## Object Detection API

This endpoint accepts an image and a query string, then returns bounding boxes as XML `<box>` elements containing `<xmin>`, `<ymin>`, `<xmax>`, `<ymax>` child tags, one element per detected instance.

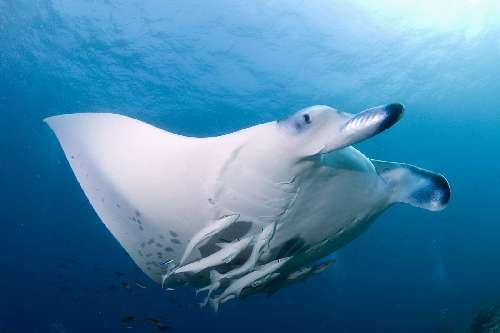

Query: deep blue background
<box><xmin>1</xmin><ymin>1</ymin><xmax>500</xmax><ymax>332</ymax></box>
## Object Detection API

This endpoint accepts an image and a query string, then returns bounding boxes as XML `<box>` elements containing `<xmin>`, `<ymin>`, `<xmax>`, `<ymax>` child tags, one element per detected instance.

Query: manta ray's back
<box><xmin>45</xmin><ymin>113</ymin><xmax>214</xmax><ymax>282</ymax></box>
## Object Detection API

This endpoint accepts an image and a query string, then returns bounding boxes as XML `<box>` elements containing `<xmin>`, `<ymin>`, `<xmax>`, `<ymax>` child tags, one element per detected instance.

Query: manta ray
<box><xmin>45</xmin><ymin>103</ymin><xmax>450</xmax><ymax>310</ymax></box>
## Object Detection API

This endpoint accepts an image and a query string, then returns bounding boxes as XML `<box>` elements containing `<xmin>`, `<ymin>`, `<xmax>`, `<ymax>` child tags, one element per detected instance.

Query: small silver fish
<box><xmin>160</xmin><ymin>259</ymin><xmax>174</xmax><ymax>266</ymax></box>
<box><xmin>135</xmin><ymin>282</ymin><xmax>147</xmax><ymax>289</ymax></box>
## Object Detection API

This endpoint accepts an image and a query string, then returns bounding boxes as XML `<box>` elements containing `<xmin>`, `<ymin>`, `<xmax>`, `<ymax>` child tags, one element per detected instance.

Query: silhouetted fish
<box><xmin>66</xmin><ymin>257</ymin><xmax>76</xmax><ymax>264</ymax></box>
<box><xmin>157</xmin><ymin>324</ymin><xmax>172</xmax><ymax>331</ymax></box>
<box><xmin>121</xmin><ymin>315</ymin><xmax>136</xmax><ymax>323</ymax></box>
<box><xmin>145</xmin><ymin>318</ymin><xmax>161</xmax><ymax>325</ymax></box>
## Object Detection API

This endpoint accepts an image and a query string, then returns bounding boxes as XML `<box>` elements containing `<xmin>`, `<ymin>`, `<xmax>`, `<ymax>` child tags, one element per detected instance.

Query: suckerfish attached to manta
<box><xmin>170</xmin><ymin>236</ymin><xmax>253</xmax><ymax>276</ymax></box>
<box><xmin>210</xmin><ymin>257</ymin><xmax>291</xmax><ymax>312</ymax></box>
<box><xmin>179</xmin><ymin>214</ymin><xmax>240</xmax><ymax>265</ymax></box>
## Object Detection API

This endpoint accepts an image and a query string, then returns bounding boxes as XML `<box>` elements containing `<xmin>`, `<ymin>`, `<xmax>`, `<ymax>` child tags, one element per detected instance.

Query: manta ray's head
<box><xmin>277</xmin><ymin>103</ymin><xmax>404</xmax><ymax>158</ymax></box>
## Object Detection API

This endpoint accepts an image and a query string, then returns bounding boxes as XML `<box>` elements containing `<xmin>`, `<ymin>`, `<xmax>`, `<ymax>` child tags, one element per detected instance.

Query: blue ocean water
<box><xmin>1</xmin><ymin>0</ymin><xmax>500</xmax><ymax>332</ymax></box>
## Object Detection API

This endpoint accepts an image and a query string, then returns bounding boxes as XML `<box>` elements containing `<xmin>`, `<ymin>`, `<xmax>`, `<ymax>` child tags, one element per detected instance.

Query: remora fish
<box><xmin>172</xmin><ymin>236</ymin><xmax>253</xmax><ymax>276</ymax></box>
<box><xmin>199</xmin><ymin>223</ymin><xmax>276</xmax><ymax>294</ymax></box>
<box><xmin>179</xmin><ymin>214</ymin><xmax>239</xmax><ymax>265</ymax></box>
<box><xmin>197</xmin><ymin>224</ymin><xmax>276</xmax><ymax>305</ymax></box>
<box><xmin>210</xmin><ymin>257</ymin><xmax>291</xmax><ymax>312</ymax></box>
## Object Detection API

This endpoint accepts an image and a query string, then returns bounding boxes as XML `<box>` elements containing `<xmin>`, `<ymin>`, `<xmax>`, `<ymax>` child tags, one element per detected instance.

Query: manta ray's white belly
<box><xmin>263</xmin><ymin>157</ymin><xmax>390</xmax><ymax>267</ymax></box>
<box><xmin>211</xmin><ymin>153</ymin><xmax>299</xmax><ymax>227</ymax></box>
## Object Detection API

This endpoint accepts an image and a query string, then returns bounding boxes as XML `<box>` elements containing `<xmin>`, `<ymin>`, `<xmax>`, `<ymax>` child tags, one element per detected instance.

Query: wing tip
<box><xmin>43</xmin><ymin>112</ymin><xmax>125</xmax><ymax>125</ymax></box>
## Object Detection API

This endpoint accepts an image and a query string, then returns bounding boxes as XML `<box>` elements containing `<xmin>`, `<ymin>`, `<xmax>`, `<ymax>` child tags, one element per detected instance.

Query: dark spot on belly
<box><xmin>274</xmin><ymin>237</ymin><xmax>306</xmax><ymax>258</ymax></box>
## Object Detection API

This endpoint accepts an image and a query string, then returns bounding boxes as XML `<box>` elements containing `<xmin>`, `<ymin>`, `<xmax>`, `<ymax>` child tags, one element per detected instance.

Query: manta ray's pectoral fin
<box><xmin>45</xmin><ymin>113</ymin><xmax>198</xmax><ymax>284</ymax></box>
<box><xmin>372</xmin><ymin>160</ymin><xmax>451</xmax><ymax>211</ymax></box>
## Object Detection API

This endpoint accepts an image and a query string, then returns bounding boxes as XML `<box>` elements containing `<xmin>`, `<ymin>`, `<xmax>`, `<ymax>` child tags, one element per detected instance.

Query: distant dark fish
<box><xmin>115</xmin><ymin>271</ymin><xmax>125</xmax><ymax>276</ymax></box>
<box><xmin>58</xmin><ymin>263</ymin><xmax>67</xmax><ymax>270</ymax></box>
<box><xmin>121</xmin><ymin>315</ymin><xmax>136</xmax><ymax>323</ymax></box>
<box><xmin>157</xmin><ymin>324</ymin><xmax>172</xmax><ymax>331</ymax></box>
<box><xmin>122</xmin><ymin>282</ymin><xmax>130</xmax><ymax>289</ymax></box>
<box><xmin>145</xmin><ymin>318</ymin><xmax>161</xmax><ymax>325</ymax></box>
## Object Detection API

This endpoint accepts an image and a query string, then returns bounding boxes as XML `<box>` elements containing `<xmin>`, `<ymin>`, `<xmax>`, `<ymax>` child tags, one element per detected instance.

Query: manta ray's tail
<box><xmin>45</xmin><ymin>113</ymin><xmax>197</xmax><ymax>283</ymax></box>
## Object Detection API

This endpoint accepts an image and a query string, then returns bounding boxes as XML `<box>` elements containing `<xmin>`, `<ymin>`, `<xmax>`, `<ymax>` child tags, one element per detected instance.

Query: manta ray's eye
<box><xmin>303</xmin><ymin>114</ymin><xmax>311</xmax><ymax>124</ymax></box>
<box><xmin>279</xmin><ymin>111</ymin><xmax>312</xmax><ymax>134</ymax></box>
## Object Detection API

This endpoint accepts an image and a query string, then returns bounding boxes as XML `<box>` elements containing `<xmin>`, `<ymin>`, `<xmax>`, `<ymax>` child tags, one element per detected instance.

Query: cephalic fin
<box><xmin>372</xmin><ymin>159</ymin><xmax>451</xmax><ymax>211</ymax></box>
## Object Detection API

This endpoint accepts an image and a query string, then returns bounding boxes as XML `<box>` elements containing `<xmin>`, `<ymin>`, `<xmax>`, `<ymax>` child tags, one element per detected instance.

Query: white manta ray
<box><xmin>45</xmin><ymin>103</ymin><xmax>450</xmax><ymax>309</ymax></box>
